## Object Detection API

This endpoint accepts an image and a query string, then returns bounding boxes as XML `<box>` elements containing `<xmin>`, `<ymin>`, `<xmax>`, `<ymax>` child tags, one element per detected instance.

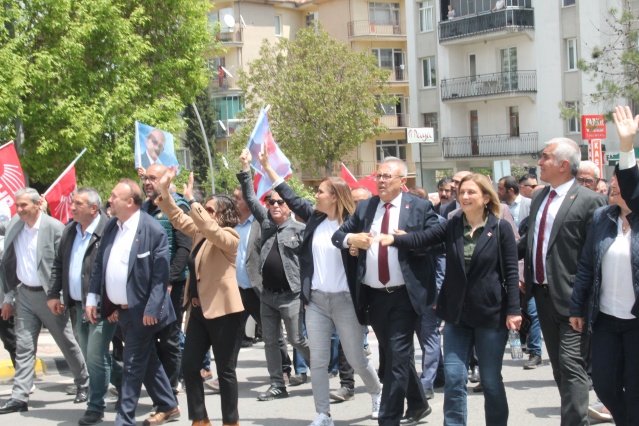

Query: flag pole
<box><xmin>0</xmin><ymin>140</ymin><xmax>15</xmax><ymax>151</ymax></box>
<box><xmin>44</xmin><ymin>148</ymin><xmax>87</xmax><ymax>196</ymax></box>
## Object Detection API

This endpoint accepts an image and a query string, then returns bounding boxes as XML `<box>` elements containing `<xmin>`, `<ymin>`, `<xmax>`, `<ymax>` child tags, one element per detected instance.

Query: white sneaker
<box><xmin>29</xmin><ymin>384</ymin><xmax>36</xmax><ymax>394</ymax></box>
<box><xmin>371</xmin><ymin>388</ymin><xmax>382</xmax><ymax>419</ymax></box>
<box><xmin>308</xmin><ymin>412</ymin><xmax>334</xmax><ymax>426</ymax></box>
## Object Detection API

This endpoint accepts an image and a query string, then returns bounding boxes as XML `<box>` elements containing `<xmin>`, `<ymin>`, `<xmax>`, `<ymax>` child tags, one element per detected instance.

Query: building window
<box><xmin>421</xmin><ymin>57</ymin><xmax>436</xmax><ymax>88</ymax></box>
<box><xmin>509</xmin><ymin>106</ymin><xmax>520</xmax><ymax>137</ymax></box>
<box><xmin>563</xmin><ymin>0</ymin><xmax>576</xmax><ymax>6</ymax></box>
<box><xmin>369</xmin><ymin>2</ymin><xmax>400</xmax><ymax>25</ymax></box>
<box><xmin>372</xmin><ymin>48</ymin><xmax>405</xmax><ymax>80</ymax></box>
<box><xmin>213</xmin><ymin>95</ymin><xmax>244</xmax><ymax>121</ymax></box>
<box><xmin>566</xmin><ymin>102</ymin><xmax>581</xmax><ymax>134</ymax></box>
<box><xmin>418</xmin><ymin>1</ymin><xmax>434</xmax><ymax>33</ymax></box>
<box><xmin>306</xmin><ymin>12</ymin><xmax>318</xmax><ymax>27</ymax></box>
<box><xmin>376</xmin><ymin>140</ymin><xmax>407</xmax><ymax>161</ymax></box>
<box><xmin>566</xmin><ymin>38</ymin><xmax>578</xmax><ymax>71</ymax></box>
<box><xmin>423</xmin><ymin>113</ymin><xmax>439</xmax><ymax>141</ymax></box>
<box><xmin>275</xmin><ymin>15</ymin><xmax>282</xmax><ymax>36</ymax></box>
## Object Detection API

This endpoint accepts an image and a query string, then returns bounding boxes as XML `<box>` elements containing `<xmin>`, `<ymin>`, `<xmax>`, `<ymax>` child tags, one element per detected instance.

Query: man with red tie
<box><xmin>518</xmin><ymin>138</ymin><xmax>605</xmax><ymax>426</ymax></box>
<box><xmin>333</xmin><ymin>157</ymin><xmax>440</xmax><ymax>425</ymax></box>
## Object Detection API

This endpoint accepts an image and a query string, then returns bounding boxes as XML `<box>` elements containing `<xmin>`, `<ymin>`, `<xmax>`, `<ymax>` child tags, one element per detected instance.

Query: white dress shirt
<box><xmin>600</xmin><ymin>219</ymin><xmax>636</xmax><ymax>319</ymax></box>
<box><xmin>509</xmin><ymin>194</ymin><xmax>522</xmax><ymax>228</ymax></box>
<box><xmin>532</xmin><ymin>179</ymin><xmax>574</xmax><ymax>284</ymax></box>
<box><xmin>363</xmin><ymin>193</ymin><xmax>405</xmax><ymax>288</ymax></box>
<box><xmin>15</xmin><ymin>214</ymin><xmax>42</xmax><ymax>287</ymax></box>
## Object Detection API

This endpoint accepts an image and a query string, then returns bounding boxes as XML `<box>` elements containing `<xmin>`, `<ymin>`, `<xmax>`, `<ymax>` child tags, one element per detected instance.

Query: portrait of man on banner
<box><xmin>134</xmin><ymin>121</ymin><xmax>180</xmax><ymax>169</ymax></box>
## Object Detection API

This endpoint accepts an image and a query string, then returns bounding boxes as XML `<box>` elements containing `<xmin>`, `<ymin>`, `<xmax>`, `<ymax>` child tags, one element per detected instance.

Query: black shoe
<box><xmin>288</xmin><ymin>373</ymin><xmax>308</xmax><ymax>386</ymax></box>
<box><xmin>114</xmin><ymin>397</ymin><xmax>121</xmax><ymax>412</ymax></box>
<box><xmin>424</xmin><ymin>388</ymin><xmax>434</xmax><ymax>400</ymax></box>
<box><xmin>257</xmin><ymin>385</ymin><xmax>288</xmax><ymax>401</ymax></box>
<box><xmin>523</xmin><ymin>353</ymin><xmax>542</xmax><ymax>370</ymax></box>
<box><xmin>74</xmin><ymin>387</ymin><xmax>89</xmax><ymax>404</ymax></box>
<box><xmin>469</xmin><ymin>366</ymin><xmax>480</xmax><ymax>383</ymax></box>
<box><xmin>473</xmin><ymin>382</ymin><xmax>484</xmax><ymax>393</ymax></box>
<box><xmin>0</xmin><ymin>399</ymin><xmax>28</xmax><ymax>414</ymax></box>
<box><xmin>78</xmin><ymin>410</ymin><xmax>104</xmax><ymax>425</ymax></box>
<box><xmin>241</xmin><ymin>338</ymin><xmax>253</xmax><ymax>348</ymax></box>
<box><xmin>400</xmin><ymin>405</ymin><xmax>432</xmax><ymax>425</ymax></box>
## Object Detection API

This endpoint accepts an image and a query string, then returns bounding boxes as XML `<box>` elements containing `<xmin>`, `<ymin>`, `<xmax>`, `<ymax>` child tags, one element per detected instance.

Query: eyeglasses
<box><xmin>142</xmin><ymin>175</ymin><xmax>158</xmax><ymax>183</ymax></box>
<box><xmin>520</xmin><ymin>184</ymin><xmax>536</xmax><ymax>188</ymax></box>
<box><xmin>374</xmin><ymin>173</ymin><xmax>404</xmax><ymax>182</ymax></box>
<box><xmin>205</xmin><ymin>207</ymin><xmax>217</xmax><ymax>215</ymax></box>
<box><xmin>576</xmin><ymin>177</ymin><xmax>596</xmax><ymax>185</ymax></box>
<box><xmin>268</xmin><ymin>199</ymin><xmax>285</xmax><ymax>206</ymax></box>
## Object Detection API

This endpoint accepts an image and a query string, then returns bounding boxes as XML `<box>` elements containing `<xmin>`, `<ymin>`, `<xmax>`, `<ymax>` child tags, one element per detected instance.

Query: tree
<box><xmin>0</xmin><ymin>0</ymin><xmax>215</xmax><ymax>189</ymax></box>
<box><xmin>233</xmin><ymin>25</ymin><xmax>394</xmax><ymax>177</ymax></box>
<box><xmin>182</xmin><ymin>89</ymin><xmax>217</xmax><ymax>190</ymax></box>
<box><xmin>574</xmin><ymin>1</ymin><xmax>639</xmax><ymax>115</ymax></box>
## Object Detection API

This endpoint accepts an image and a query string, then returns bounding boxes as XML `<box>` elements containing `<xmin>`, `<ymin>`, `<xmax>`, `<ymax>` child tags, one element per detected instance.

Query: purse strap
<box><xmin>496</xmin><ymin>218</ymin><xmax>507</xmax><ymax>291</ymax></box>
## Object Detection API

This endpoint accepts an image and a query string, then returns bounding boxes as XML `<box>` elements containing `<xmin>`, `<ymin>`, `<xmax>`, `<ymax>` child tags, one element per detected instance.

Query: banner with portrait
<box><xmin>134</xmin><ymin>121</ymin><xmax>179</xmax><ymax>170</ymax></box>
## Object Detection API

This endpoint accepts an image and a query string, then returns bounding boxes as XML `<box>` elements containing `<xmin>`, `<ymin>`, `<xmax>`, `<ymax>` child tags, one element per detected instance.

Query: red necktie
<box><xmin>379</xmin><ymin>203</ymin><xmax>392</xmax><ymax>285</ymax></box>
<box><xmin>535</xmin><ymin>190</ymin><xmax>557</xmax><ymax>285</ymax></box>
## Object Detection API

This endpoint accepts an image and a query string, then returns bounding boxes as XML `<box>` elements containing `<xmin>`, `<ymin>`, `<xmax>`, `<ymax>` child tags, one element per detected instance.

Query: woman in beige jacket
<box><xmin>155</xmin><ymin>170</ymin><xmax>244</xmax><ymax>426</ymax></box>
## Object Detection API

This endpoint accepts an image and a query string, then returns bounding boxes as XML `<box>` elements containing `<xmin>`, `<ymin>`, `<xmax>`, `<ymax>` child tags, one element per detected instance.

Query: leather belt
<box><xmin>22</xmin><ymin>285</ymin><xmax>44</xmax><ymax>292</ymax></box>
<box><xmin>369</xmin><ymin>284</ymin><xmax>406</xmax><ymax>294</ymax></box>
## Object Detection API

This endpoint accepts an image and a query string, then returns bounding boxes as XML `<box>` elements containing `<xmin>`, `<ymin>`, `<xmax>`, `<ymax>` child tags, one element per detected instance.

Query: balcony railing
<box><xmin>442</xmin><ymin>132</ymin><xmax>538</xmax><ymax>158</ymax></box>
<box><xmin>348</xmin><ymin>20</ymin><xmax>406</xmax><ymax>37</ymax></box>
<box><xmin>441</xmin><ymin>71</ymin><xmax>536</xmax><ymax>100</ymax></box>
<box><xmin>439</xmin><ymin>8</ymin><xmax>534</xmax><ymax>42</ymax></box>
<box><xmin>212</xmin><ymin>76</ymin><xmax>238</xmax><ymax>91</ymax></box>
<box><xmin>377</xmin><ymin>114</ymin><xmax>410</xmax><ymax>128</ymax></box>
<box><xmin>216</xmin><ymin>25</ymin><xmax>243</xmax><ymax>43</ymax></box>
<box><xmin>382</xmin><ymin>66</ymin><xmax>408</xmax><ymax>82</ymax></box>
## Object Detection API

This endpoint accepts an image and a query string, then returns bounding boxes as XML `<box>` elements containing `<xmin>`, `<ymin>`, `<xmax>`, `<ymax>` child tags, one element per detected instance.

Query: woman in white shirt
<box><xmin>258</xmin><ymin>150</ymin><xmax>382</xmax><ymax>426</ymax></box>
<box><xmin>570</xmin><ymin>176</ymin><xmax>639</xmax><ymax>425</ymax></box>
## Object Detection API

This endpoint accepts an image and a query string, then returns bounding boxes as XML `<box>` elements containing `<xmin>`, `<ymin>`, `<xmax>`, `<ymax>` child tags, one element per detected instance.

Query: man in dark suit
<box><xmin>518</xmin><ymin>138</ymin><xmax>606</xmax><ymax>425</ymax></box>
<box><xmin>333</xmin><ymin>157</ymin><xmax>439</xmax><ymax>425</ymax></box>
<box><xmin>0</xmin><ymin>188</ymin><xmax>89</xmax><ymax>414</ymax></box>
<box><xmin>432</xmin><ymin>177</ymin><xmax>452</xmax><ymax>215</ymax></box>
<box><xmin>440</xmin><ymin>171</ymin><xmax>471</xmax><ymax>219</ymax></box>
<box><xmin>86</xmin><ymin>179</ymin><xmax>178</xmax><ymax>426</ymax></box>
<box><xmin>47</xmin><ymin>187</ymin><xmax>115</xmax><ymax>425</ymax></box>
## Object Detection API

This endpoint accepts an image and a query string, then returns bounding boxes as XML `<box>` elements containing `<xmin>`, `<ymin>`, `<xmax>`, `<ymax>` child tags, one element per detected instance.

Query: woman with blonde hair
<box><xmin>155</xmin><ymin>169</ymin><xmax>244</xmax><ymax>426</ymax></box>
<box><xmin>257</xmin><ymin>148</ymin><xmax>382</xmax><ymax>426</ymax></box>
<box><xmin>376</xmin><ymin>173</ymin><xmax>521</xmax><ymax>426</ymax></box>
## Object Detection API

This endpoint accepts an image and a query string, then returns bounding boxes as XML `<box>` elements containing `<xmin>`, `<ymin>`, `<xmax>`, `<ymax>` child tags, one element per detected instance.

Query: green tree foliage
<box><xmin>233</xmin><ymin>25</ymin><xmax>394</xmax><ymax>177</ymax></box>
<box><xmin>577</xmin><ymin>2</ymin><xmax>639</xmax><ymax>114</ymax></box>
<box><xmin>182</xmin><ymin>89</ymin><xmax>217</xmax><ymax>188</ymax></box>
<box><xmin>0</xmin><ymin>0</ymin><xmax>214</xmax><ymax>188</ymax></box>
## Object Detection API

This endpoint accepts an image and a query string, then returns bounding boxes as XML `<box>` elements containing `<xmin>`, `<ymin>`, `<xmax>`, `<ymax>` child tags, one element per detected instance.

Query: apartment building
<box><xmin>207</xmin><ymin>0</ymin><xmax>418</xmax><ymax>187</ymax></box>
<box><xmin>407</xmin><ymin>0</ymin><xmax>629</xmax><ymax>191</ymax></box>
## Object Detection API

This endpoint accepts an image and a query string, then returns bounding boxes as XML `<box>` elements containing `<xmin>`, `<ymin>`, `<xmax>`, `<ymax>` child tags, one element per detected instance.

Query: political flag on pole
<box><xmin>357</xmin><ymin>171</ymin><xmax>379</xmax><ymax>196</ymax></box>
<box><xmin>340</xmin><ymin>163</ymin><xmax>358</xmax><ymax>188</ymax></box>
<box><xmin>0</xmin><ymin>141</ymin><xmax>26</xmax><ymax>216</ymax></box>
<box><xmin>246</xmin><ymin>108</ymin><xmax>292</xmax><ymax>200</ymax></box>
<box><xmin>44</xmin><ymin>165</ymin><xmax>77</xmax><ymax>224</ymax></box>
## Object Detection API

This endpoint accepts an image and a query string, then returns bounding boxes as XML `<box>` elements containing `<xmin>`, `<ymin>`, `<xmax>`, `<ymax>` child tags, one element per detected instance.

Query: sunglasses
<box><xmin>205</xmin><ymin>207</ymin><xmax>217</xmax><ymax>215</ymax></box>
<box><xmin>268</xmin><ymin>199</ymin><xmax>285</xmax><ymax>206</ymax></box>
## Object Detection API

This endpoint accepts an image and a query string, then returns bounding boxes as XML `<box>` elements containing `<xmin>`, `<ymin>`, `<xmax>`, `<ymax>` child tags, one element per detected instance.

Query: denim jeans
<box><xmin>328</xmin><ymin>331</ymin><xmax>339</xmax><ymax>374</ymax></box>
<box><xmin>443</xmin><ymin>323</ymin><xmax>509</xmax><ymax>426</ymax></box>
<box><xmin>306</xmin><ymin>290</ymin><xmax>381</xmax><ymax>414</ymax></box>
<box><xmin>75</xmin><ymin>305</ymin><xmax>118</xmax><ymax>413</ymax></box>
<box><xmin>260</xmin><ymin>289</ymin><xmax>310</xmax><ymax>387</ymax></box>
<box><xmin>591</xmin><ymin>312</ymin><xmax>639</xmax><ymax>425</ymax></box>
<box><xmin>526</xmin><ymin>298</ymin><xmax>542</xmax><ymax>356</ymax></box>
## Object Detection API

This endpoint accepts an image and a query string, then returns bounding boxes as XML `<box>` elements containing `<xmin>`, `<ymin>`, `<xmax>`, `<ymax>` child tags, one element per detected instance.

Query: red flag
<box><xmin>0</xmin><ymin>141</ymin><xmax>26</xmax><ymax>216</ymax></box>
<box><xmin>45</xmin><ymin>165</ymin><xmax>77</xmax><ymax>224</ymax></box>
<box><xmin>356</xmin><ymin>171</ymin><xmax>378</xmax><ymax>196</ymax></box>
<box><xmin>340</xmin><ymin>163</ymin><xmax>358</xmax><ymax>189</ymax></box>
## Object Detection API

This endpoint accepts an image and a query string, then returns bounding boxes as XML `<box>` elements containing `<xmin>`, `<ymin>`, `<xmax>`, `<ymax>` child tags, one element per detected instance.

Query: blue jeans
<box><xmin>443</xmin><ymin>323</ymin><xmax>509</xmax><ymax>426</ymax></box>
<box><xmin>75</xmin><ymin>305</ymin><xmax>118</xmax><ymax>414</ymax></box>
<box><xmin>526</xmin><ymin>298</ymin><xmax>542</xmax><ymax>356</ymax></box>
<box><xmin>328</xmin><ymin>331</ymin><xmax>339</xmax><ymax>374</ymax></box>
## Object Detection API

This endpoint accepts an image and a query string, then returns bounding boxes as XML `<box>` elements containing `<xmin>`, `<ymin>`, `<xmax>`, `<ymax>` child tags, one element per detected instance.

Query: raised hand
<box><xmin>240</xmin><ymin>149</ymin><xmax>252</xmax><ymax>172</ymax></box>
<box><xmin>183</xmin><ymin>172</ymin><xmax>195</xmax><ymax>201</ymax></box>
<box><xmin>613</xmin><ymin>105</ymin><xmax>639</xmax><ymax>152</ymax></box>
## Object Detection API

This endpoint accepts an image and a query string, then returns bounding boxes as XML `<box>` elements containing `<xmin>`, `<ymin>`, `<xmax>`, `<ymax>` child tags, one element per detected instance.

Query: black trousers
<box><xmin>184</xmin><ymin>307</ymin><xmax>243</xmax><ymax>423</ymax></box>
<box><xmin>155</xmin><ymin>281</ymin><xmax>185</xmax><ymax>394</ymax></box>
<box><xmin>338</xmin><ymin>342</ymin><xmax>355</xmax><ymax>389</ymax></box>
<box><xmin>0</xmin><ymin>316</ymin><xmax>16</xmax><ymax>367</ymax></box>
<box><xmin>369</xmin><ymin>288</ymin><xmax>428</xmax><ymax>425</ymax></box>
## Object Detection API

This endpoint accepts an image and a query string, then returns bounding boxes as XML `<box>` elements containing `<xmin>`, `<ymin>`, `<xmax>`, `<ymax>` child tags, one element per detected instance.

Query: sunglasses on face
<box><xmin>268</xmin><ymin>199</ymin><xmax>285</xmax><ymax>206</ymax></box>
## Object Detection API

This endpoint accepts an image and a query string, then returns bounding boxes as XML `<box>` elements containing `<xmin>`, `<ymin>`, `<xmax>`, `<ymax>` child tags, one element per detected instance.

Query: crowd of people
<box><xmin>0</xmin><ymin>105</ymin><xmax>638</xmax><ymax>426</ymax></box>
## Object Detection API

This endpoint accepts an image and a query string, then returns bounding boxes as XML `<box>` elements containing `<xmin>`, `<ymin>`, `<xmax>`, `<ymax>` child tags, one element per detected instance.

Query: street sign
<box><xmin>406</xmin><ymin>127</ymin><xmax>434</xmax><ymax>144</ymax></box>
<box><xmin>588</xmin><ymin>139</ymin><xmax>603</xmax><ymax>178</ymax></box>
<box><xmin>581</xmin><ymin>115</ymin><xmax>606</xmax><ymax>139</ymax></box>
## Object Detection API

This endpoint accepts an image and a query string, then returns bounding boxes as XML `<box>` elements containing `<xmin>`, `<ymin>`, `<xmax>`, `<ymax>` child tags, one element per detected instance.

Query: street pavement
<box><xmin>0</xmin><ymin>328</ymin><xmax>607</xmax><ymax>425</ymax></box>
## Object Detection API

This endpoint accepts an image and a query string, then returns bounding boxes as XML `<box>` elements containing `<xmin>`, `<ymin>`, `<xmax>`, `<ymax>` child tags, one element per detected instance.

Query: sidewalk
<box><xmin>0</xmin><ymin>329</ymin><xmax>58</xmax><ymax>380</ymax></box>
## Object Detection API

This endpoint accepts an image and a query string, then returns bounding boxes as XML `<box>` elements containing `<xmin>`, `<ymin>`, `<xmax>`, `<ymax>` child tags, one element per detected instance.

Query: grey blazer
<box><xmin>0</xmin><ymin>213</ymin><xmax>64</xmax><ymax>297</ymax></box>
<box><xmin>518</xmin><ymin>182</ymin><xmax>606</xmax><ymax>316</ymax></box>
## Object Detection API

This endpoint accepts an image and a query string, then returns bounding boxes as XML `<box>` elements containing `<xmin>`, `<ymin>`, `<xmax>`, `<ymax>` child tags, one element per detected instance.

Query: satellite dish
<box><xmin>223</xmin><ymin>14</ymin><xmax>236</xmax><ymax>29</ymax></box>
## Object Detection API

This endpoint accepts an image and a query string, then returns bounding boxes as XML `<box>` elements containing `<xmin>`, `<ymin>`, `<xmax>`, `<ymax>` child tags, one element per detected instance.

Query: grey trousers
<box><xmin>12</xmin><ymin>286</ymin><xmax>89</xmax><ymax>402</ymax></box>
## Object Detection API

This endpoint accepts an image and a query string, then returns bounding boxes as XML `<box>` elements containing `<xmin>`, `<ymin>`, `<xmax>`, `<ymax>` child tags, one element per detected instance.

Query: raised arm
<box><xmin>237</xmin><ymin>149</ymin><xmax>268</xmax><ymax>224</ymax></box>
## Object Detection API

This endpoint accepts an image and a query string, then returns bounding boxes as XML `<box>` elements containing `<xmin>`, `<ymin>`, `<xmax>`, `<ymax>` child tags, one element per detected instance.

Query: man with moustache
<box><xmin>433</xmin><ymin>178</ymin><xmax>452</xmax><ymax>215</ymax></box>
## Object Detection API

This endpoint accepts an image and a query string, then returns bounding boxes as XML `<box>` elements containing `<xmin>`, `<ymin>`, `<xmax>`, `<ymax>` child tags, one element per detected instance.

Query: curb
<box><xmin>0</xmin><ymin>357</ymin><xmax>68</xmax><ymax>380</ymax></box>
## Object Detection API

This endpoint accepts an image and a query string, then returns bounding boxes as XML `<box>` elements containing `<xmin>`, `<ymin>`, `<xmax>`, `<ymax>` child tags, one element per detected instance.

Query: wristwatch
<box><xmin>188</xmin><ymin>199</ymin><xmax>197</xmax><ymax>205</ymax></box>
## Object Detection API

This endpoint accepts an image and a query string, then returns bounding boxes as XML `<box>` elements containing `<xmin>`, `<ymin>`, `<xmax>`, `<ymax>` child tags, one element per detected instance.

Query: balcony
<box><xmin>348</xmin><ymin>20</ymin><xmax>406</xmax><ymax>38</ymax></box>
<box><xmin>442</xmin><ymin>132</ymin><xmax>538</xmax><ymax>158</ymax></box>
<box><xmin>383</xmin><ymin>66</ymin><xmax>408</xmax><ymax>83</ymax></box>
<box><xmin>211</xmin><ymin>75</ymin><xmax>238</xmax><ymax>91</ymax></box>
<box><xmin>438</xmin><ymin>8</ymin><xmax>534</xmax><ymax>43</ymax></box>
<box><xmin>441</xmin><ymin>71</ymin><xmax>536</xmax><ymax>101</ymax></box>
<box><xmin>216</xmin><ymin>25</ymin><xmax>243</xmax><ymax>45</ymax></box>
<box><xmin>377</xmin><ymin>114</ymin><xmax>409</xmax><ymax>129</ymax></box>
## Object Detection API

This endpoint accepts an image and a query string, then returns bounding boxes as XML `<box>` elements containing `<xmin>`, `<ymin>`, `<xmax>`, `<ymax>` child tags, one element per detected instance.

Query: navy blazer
<box><xmin>89</xmin><ymin>211</ymin><xmax>175</xmax><ymax>332</ymax></box>
<box><xmin>332</xmin><ymin>192</ymin><xmax>440</xmax><ymax>317</ymax></box>
<box><xmin>274</xmin><ymin>182</ymin><xmax>362</xmax><ymax>323</ymax></box>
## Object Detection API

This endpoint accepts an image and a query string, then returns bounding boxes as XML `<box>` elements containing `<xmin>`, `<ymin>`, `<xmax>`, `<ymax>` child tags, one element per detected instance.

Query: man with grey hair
<box><xmin>518</xmin><ymin>138</ymin><xmax>606</xmax><ymax>425</ymax></box>
<box><xmin>576</xmin><ymin>160</ymin><xmax>600</xmax><ymax>192</ymax></box>
<box><xmin>47</xmin><ymin>188</ymin><xmax>115</xmax><ymax>425</ymax></box>
<box><xmin>0</xmin><ymin>188</ymin><xmax>89</xmax><ymax>414</ymax></box>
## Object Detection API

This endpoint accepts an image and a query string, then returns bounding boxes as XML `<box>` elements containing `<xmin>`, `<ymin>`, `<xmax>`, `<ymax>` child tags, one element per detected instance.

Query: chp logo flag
<box><xmin>246</xmin><ymin>108</ymin><xmax>292</xmax><ymax>200</ymax></box>
<box><xmin>340</xmin><ymin>163</ymin><xmax>358</xmax><ymax>188</ymax></box>
<box><xmin>44</xmin><ymin>148</ymin><xmax>87</xmax><ymax>224</ymax></box>
<box><xmin>0</xmin><ymin>141</ymin><xmax>26</xmax><ymax>215</ymax></box>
